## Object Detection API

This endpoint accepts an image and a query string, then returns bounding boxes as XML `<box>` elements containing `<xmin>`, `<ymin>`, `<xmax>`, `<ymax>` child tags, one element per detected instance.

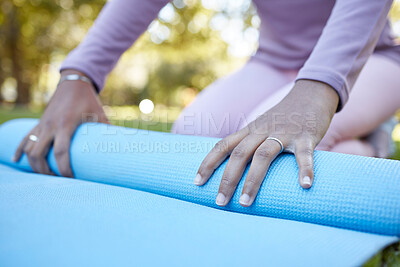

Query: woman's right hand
<box><xmin>12</xmin><ymin>70</ymin><xmax>109</xmax><ymax>177</ymax></box>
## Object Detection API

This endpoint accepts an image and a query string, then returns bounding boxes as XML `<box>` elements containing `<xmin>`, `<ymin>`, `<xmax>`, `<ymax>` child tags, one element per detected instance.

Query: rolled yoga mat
<box><xmin>0</xmin><ymin>118</ymin><xmax>399</xmax><ymax>266</ymax></box>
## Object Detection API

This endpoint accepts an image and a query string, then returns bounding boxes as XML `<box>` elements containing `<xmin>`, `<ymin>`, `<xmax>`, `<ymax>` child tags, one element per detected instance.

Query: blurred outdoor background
<box><xmin>1</xmin><ymin>0</ymin><xmax>400</xmax><ymax>139</ymax></box>
<box><xmin>1</xmin><ymin>0</ymin><xmax>400</xmax><ymax>265</ymax></box>
<box><xmin>0</xmin><ymin>0</ymin><xmax>262</xmax><ymax>128</ymax></box>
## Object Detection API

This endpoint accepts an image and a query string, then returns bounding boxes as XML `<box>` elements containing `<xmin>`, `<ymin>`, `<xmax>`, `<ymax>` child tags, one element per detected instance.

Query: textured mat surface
<box><xmin>0</xmin><ymin>118</ymin><xmax>399</xmax><ymax>266</ymax></box>
<box><xmin>1</xmin><ymin>119</ymin><xmax>400</xmax><ymax>235</ymax></box>
<box><xmin>0</xmin><ymin>163</ymin><xmax>397</xmax><ymax>267</ymax></box>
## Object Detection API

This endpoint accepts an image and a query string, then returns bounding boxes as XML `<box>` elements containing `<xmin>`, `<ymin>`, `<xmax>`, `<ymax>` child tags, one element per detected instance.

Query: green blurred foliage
<box><xmin>1</xmin><ymin>0</ymin><xmax>399</xmax><ymax>109</ymax></box>
<box><xmin>0</xmin><ymin>0</ymin><xmax>256</xmax><ymax>107</ymax></box>
<box><xmin>0</xmin><ymin>0</ymin><xmax>105</xmax><ymax>104</ymax></box>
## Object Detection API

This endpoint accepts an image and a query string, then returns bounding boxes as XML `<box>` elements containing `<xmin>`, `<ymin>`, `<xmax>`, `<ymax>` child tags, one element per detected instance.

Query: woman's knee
<box><xmin>329</xmin><ymin>139</ymin><xmax>375</xmax><ymax>157</ymax></box>
<box><xmin>172</xmin><ymin>59</ymin><xmax>296</xmax><ymax>137</ymax></box>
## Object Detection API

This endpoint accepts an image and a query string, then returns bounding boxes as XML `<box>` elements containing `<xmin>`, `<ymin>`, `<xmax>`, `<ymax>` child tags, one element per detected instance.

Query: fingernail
<box><xmin>194</xmin><ymin>173</ymin><xmax>202</xmax><ymax>185</ymax></box>
<box><xmin>216</xmin><ymin>193</ymin><xmax>226</xmax><ymax>206</ymax></box>
<box><xmin>302</xmin><ymin>176</ymin><xmax>312</xmax><ymax>187</ymax></box>
<box><xmin>239</xmin><ymin>194</ymin><xmax>250</xmax><ymax>206</ymax></box>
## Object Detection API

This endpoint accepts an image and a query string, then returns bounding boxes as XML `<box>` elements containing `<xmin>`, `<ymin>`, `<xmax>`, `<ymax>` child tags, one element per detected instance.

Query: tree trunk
<box><xmin>8</xmin><ymin>4</ymin><xmax>30</xmax><ymax>105</ymax></box>
<box><xmin>0</xmin><ymin>57</ymin><xmax>3</xmax><ymax>103</ymax></box>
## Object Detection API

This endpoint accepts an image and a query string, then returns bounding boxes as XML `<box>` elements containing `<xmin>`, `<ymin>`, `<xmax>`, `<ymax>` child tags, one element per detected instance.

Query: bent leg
<box><xmin>172</xmin><ymin>59</ymin><xmax>294</xmax><ymax>137</ymax></box>
<box><xmin>329</xmin><ymin>140</ymin><xmax>375</xmax><ymax>157</ymax></box>
<box><xmin>239</xmin><ymin>82</ymin><xmax>295</xmax><ymax>128</ymax></box>
<box><xmin>317</xmin><ymin>54</ymin><xmax>400</xmax><ymax>155</ymax></box>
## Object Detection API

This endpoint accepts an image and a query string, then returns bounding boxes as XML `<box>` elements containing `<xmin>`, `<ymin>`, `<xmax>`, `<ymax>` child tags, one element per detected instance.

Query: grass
<box><xmin>1</xmin><ymin>107</ymin><xmax>399</xmax><ymax>266</ymax></box>
<box><xmin>0</xmin><ymin>107</ymin><xmax>42</xmax><ymax>124</ymax></box>
<box><xmin>0</xmin><ymin>106</ymin><xmax>173</xmax><ymax>132</ymax></box>
<box><xmin>391</xmin><ymin>141</ymin><xmax>400</xmax><ymax>161</ymax></box>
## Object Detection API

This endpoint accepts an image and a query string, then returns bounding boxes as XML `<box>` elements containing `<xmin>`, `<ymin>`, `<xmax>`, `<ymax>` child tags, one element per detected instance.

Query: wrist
<box><xmin>291</xmin><ymin>79</ymin><xmax>339</xmax><ymax>117</ymax></box>
<box><xmin>59</xmin><ymin>69</ymin><xmax>98</xmax><ymax>93</ymax></box>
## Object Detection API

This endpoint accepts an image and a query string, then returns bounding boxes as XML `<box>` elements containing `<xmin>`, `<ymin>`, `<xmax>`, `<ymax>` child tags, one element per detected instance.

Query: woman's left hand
<box><xmin>194</xmin><ymin>80</ymin><xmax>339</xmax><ymax>207</ymax></box>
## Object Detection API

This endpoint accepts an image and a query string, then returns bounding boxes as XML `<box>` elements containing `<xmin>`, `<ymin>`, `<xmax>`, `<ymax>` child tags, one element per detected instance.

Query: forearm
<box><xmin>60</xmin><ymin>0</ymin><xmax>170</xmax><ymax>91</ymax></box>
<box><xmin>296</xmin><ymin>0</ymin><xmax>393</xmax><ymax>111</ymax></box>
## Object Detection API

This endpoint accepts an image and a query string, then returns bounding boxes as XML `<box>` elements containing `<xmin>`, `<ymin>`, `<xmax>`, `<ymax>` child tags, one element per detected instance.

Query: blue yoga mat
<box><xmin>0</xmin><ymin>118</ymin><xmax>399</xmax><ymax>266</ymax></box>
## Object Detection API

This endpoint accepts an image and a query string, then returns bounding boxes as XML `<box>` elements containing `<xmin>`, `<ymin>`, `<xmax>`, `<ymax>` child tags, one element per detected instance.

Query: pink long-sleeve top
<box><xmin>61</xmin><ymin>0</ymin><xmax>399</xmax><ymax>110</ymax></box>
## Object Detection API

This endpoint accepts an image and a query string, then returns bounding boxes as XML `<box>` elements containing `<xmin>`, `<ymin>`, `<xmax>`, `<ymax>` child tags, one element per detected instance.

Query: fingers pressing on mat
<box><xmin>295</xmin><ymin>139</ymin><xmax>315</xmax><ymax>189</ymax></box>
<box><xmin>12</xmin><ymin>125</ymin><xmax>54</xmax><ymax>176</ymax></box>
<box><xmin>13</xmin><ymin>74</ymin><xmax>109</xmax><ymax>178</ymax></box>
<box><xmin>194</xmin><ymin>128</ymin><xmax>249</xmax><ymax>186</ymax></box>
<box><xmin>194</xmin><ymin>80</ymin><xmax>339</xmax><ymax>208</ymax></box>
<box><xmin>53</xmin><ymin>130</ymin><xmax>75</xmax><ymax>178</ymax></box>
<box><xmin>239</xmin><ymin>136</ymin><xmax>288</xmax><ymax>207</ymax></box>
<box><xmin>216</xmin><ymin>134</ymin><xmax>266</xmax><ymax>206</ymax></box>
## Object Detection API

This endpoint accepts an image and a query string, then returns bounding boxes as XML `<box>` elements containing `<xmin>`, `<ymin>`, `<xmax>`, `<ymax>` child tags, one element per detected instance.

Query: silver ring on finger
<box><xmin>266</xmin><ymin>137</ymin><xmax>283</xmax><ymax>154</ymax></box>
<box><xmin>29</xmin><ymin>134</ymin><xmax>39</xmax><ymax>142</ymax></box>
